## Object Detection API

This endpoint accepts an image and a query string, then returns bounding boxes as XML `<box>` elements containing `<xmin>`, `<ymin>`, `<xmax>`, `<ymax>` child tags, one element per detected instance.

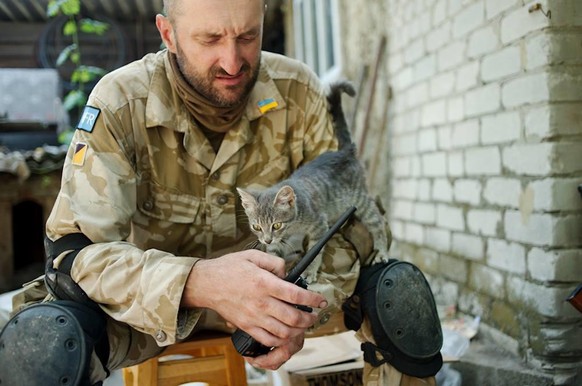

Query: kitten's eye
<box><xmin>252</xmin><ymin>224</ymin><xmax>262</xmax><ymax>232</ymax></box>
<box><xmin>272</xmin><ymin>223</ymin><xmax>282</xmax><ymax>231</ymax></box>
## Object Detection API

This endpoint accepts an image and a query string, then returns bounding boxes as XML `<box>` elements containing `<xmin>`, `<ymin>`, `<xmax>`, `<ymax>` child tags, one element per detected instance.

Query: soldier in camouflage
<box><xmin>0</xmin><ymin>0</ymin><xmax>441</xmax><ymax>385</ymax></box>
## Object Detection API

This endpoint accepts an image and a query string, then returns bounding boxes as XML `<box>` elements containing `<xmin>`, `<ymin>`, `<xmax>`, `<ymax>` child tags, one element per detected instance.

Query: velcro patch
<box><xmin>72</xmin><ymin>142</ymin><xmax>88</xmax><ymax>166</ymax></box>
<box><xmin>77</xmin><ymin>106</ymin><xmax>100</xmax><ymax>132</ymax></box>
<box><xmin>257</xmin><ymin>98</ymin><xmax>278</xmax><ymax>114</ymax></box>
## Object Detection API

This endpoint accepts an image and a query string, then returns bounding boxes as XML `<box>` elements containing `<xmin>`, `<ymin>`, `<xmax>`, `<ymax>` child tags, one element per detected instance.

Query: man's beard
<box><xmin>175</xmin><ymin>43</ymin><xmax>261</xmax><ymax>108</ymax></box>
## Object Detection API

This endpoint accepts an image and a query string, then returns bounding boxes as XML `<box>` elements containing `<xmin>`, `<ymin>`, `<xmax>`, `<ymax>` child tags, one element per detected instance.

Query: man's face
<box><xmin>159</xmin><ymin>0</ymin><xmax>264</xmax><ymax>107</ymax></box>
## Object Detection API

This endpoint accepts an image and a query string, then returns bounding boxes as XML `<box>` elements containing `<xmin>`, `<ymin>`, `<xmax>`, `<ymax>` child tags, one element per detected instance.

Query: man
<box><xmin>0</xmin><ymin>0</ymin><xmax>441</xmax><ymax>385</ymax></box>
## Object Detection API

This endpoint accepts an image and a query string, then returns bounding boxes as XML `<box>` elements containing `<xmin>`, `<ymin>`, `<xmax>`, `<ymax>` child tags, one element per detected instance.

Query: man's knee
<box><xmin>343</xmin><ymin>261</ymin><xmax>443</xmax><ymax>378</ymax></box>
<box><xmin>0</xmin><ymin>300</ymin><xmax>108</xmax><ymax>386</ymax></box>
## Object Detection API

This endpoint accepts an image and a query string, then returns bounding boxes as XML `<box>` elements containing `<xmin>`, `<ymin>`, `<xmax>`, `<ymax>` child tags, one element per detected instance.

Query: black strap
<box><xmin>45</xmin><ymin>233</ymin><xmax>93</xmax><ymax>274</ymax></box>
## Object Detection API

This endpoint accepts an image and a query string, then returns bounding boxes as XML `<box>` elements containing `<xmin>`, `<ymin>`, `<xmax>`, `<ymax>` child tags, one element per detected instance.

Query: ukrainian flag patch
<box><xmin>257</xmin><ymin>98</ymin><xmax>278</xmax><ymax>114</ymax></box>
<box><xmin>77</xmin><ymin>105</ymin><xmax>100</xmax><ymax>132</ymax></box>
<box><xmin>72</xmin><ymin>142</ymin><xmax>88</xmax><ymax>166</ymax></box>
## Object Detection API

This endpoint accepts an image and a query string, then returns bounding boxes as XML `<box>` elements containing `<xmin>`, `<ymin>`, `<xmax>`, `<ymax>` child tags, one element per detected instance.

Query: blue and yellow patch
<box><xmin>257</xmin><ymin>98</ymin><xmax>278</xmax><ymax>114</ymax></box>
<box><xmin>72</xmin><ymin>142</ymin><xmax>88</xmax><ymax>166</ymax></box>
<box><xmin>77</xmin><ymin>106</ymin><xmax>101</xmax><ymax>133</ymax></box>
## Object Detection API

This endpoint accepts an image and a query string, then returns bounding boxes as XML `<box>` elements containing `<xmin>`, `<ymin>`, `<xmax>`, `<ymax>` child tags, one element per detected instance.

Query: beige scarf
<box><xmin>169</xmin><ymin>52</ymin><xmax>248</xmax><ymax>134</ymax></box>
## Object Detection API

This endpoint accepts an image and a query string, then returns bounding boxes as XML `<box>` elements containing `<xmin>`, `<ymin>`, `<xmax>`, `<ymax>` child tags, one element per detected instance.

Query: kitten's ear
<box><xmin>237</xmin><ymin>188</ymin><xmax>257</xmax><ymax>211</ymax></box>
<box><xmin>275</xmin><ymin>185</ymin><xmax>296</xmax><ymax>208</ymax></box>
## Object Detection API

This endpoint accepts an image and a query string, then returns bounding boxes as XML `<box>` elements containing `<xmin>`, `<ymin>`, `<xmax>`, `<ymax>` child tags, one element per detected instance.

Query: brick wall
<box><xmin>338</xmin><ymin>0</ymin><xmax>582</xmax><ymax>382</ymax></box>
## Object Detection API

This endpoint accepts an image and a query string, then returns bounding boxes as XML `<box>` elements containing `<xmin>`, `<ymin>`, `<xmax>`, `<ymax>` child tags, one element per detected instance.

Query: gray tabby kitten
<box><xmin>237</xmin><ymin>80</ymin><xmax>389</xmax><ymax>282</ymax></box>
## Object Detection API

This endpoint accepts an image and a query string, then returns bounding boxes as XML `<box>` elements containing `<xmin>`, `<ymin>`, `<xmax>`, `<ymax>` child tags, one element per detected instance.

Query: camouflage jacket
<box><xmin>45</xmin><ymin>50</ymin><xmax>360</xmax><ymax>346</ymax></box>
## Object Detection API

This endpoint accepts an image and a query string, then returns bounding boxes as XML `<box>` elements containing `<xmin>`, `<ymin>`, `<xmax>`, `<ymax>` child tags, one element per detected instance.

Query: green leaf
<box><xmin>55</xmin><ymin>43</ymin><xmax>77</xmax><ymax>66</ymax></box>
<box><xmin>62</xmin><ymin>20</ymin><xmax>77</xmax><ymax>36</ymax></box>
<box><xmin>80</xmin><ymin>19</ymin><xmax>109</xmax><ymax>35</ymax></box>
<box><xmin>71</xmin><ymin>66</ymin><xmax>107</xmax><ymax>84</ymax></box>
<box><xmin>63</xmin><ymin>90</ymin><xmax>86</xmax><ymax>111</ymax></box>
<box><xmin>70</xmin><ymin>51</ymin><xmax>80</xmax><ymax>64</ymax></box>
<box><xmin>61</xmin><ymin>0</ymin><xmax>80</xmax><ymax>16</ymax></box>
<box><xmin>47</xmin><ymin>0</ymin><xmax>60</xmax><ymax>17</ymax></box>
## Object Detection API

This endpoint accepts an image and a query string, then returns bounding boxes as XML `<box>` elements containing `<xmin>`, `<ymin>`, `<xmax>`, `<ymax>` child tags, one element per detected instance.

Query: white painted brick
<box><xmin>504</xmin><ymin>210</ymin><xmax>553</xmax><ymax>246</ymax></box>
<box><xmin>389</xmin><ymin>219</ymin><xmax>404</xmax><ymax>240</ymax></box>
<box><xmin>502</xmin><ymin>143</ymin><xmax>553</xmax><ymax>176</ymax></box>
<box><xmin>529</xmin><ymin>178</ymin><xmax>582</xmax><ymax>211</ymax></box>
<box><xmin>525</xmin><ymin>103</ymin><xmax>582</xmax><ymax>139</ymax></box>
<box><xmin>404</xmin><ymin>222</ymin><xmax>425</xmax><ymax>244</ymax></box>
<box><xmin>486</xmin><ymin>0</ymin><xmax>521</xmax><ymax>20</ymax></box>
<box><xmin>465</xmin><ymin>83</ymin><xmax>502</xmax><ymax>117</ymax></box>
<box><xmin>417</xmin><ymin>178</ymin><xmax>432</xmax><ymax>201</ymax></box>
<box><xmin>451</xmin><ymin>119</ymin><xmax>480</xmax><ymax>148</ymax></box>
<box><xmin>433</xmin><ymin>178</ymin><xmax>454</xmax><ymax>202</ymax></box>
<box><xmin>426</xmin><ymin>21</ymin><xmax>451</xmax><ymax>52</ymax></box>
<box><xmin>528</xmin><ymin>248</ymin><xmax>582</xmax><ymax>282</ymax></box>
<box><xmin>454</xmin><ymin>179</ymin><xmax>482</xmax><ymax>205</ymax></box>
<box><xmin>438</xmin><ymin>126</ymin><xmax>453</xmax><ymax>150</ymax></box>
<box><xmin>525</xmin><ymin>33</ymin><xmax>551</xmax><ymax>70</ymax></box>
<box><xmin>508</xmin><ymin>277</ymin><xmax>575</xmax><ymax>317</ymax></box>
<box><xmin>440</xmin><ymin>254</ymin><xmax>469</xmax><ymax>282</ymax></box>
<box><xmin>481</xmin><ymin>111</ymin><xmax>521</xmax><ymax>144</ymax></box>
<box><xmin>453</xmin><ymin>2</ymin><xmax>485</xmax><ymax>38</ymax></box>
<box><xmin>430</xmin><ymin>71</ymin><xmax>456</xmax><ymax>99</ymax></box>
<box><xmin>437</xmin><ymin>204</ymin><xmax>465</xmax><ymax>231</ymax></box>
<box><xmin>432</xmin><ymin>0</ymin><xmax>447</xmax><ymax>27</ymax></box>
<box><xmin>418</xmin><ymin>128</ymin><xmax>438</xmax><ymax>152</ymax></box>
<box><xmin>392</xmin><ymin>133</ymin><xmax>418</xmax><ymax>156</ymax></box>
<box><xmin>404</xmin><ymin>38</ymin><xmax>426</xmax><ymax>65</ymax></box>
<box><xmin>465</xmin><ymin>146</ymin><xmax>502</xmax><ymax>175</ymax></box>
<box><xmin>438</xmin><ymin>41</ymin><xmax>466</xmax><ymax>71</ymax></box>
<box><xmin>456</xmin><ymin>61</ymin><xmax>480</xmax><ymax>92</ymax></box>
<box><xmin>448</xmin><ymin>0</ymin><xmax>463</xmax><ymax>17</ymax></box>
<box><xmin>392</xmin><ymin>66</ymin><xmax>414</xmax><ymax>92</ymax></box>
<box><xmin>393</xmin><ymin>157</ymin><xmax>412</xmax><ymax>177</ymax></box>
<box><xmin>392</xmin><ymin>178</ymin><xmax>418</xmax><ymax>199</ymax></box>
<box><xmin>500</xmin><ymin>4</ymin><xmax>551</xmax><ymax>44</ymax></box>
<box><xmin>413</xmin><ymin>202</ymin><xmax>436</xmax><ymax>224</ymax></box>
<box><xmin>425</xmin><ymin>227</ymin><xmax>451</xmax><ymax>252</ymax></box>
<box><xmin>414</xmin><ymin>54</ymin><xmax>438</xmax><ymax>82</ymax></box>
<box><xmin>421</xmin><ymin>100</ymin><xmax>447</xmax><ymax>127</ymax></box>
<box><xmin>553</xmin><ymin>214</ymin><xmax>582</xmax><ymax>248</ymax></box>
<box><xmin>447</xmin><ymin>96</ymin><xmax>465</xmax><ymax>123</ymax></box>
<box><xmin>422</xmin><ymin>152</ymin><xmax>447</xmax><ymax>176</ymax></box>
<box><xmin>406</xmin><ymin>82</ymin><xmax>429</xmax><ymax>109</ymax></box>
<box><xmin>393</xmin><ymin>199</ymin><xmax>414</xmax><ymax>220</ymax></box>
<box><xmin>453</xmin><ymin>233</ymin><xmax>484</xmax><ymax>260</ymax></box>
<box><xmin>550</xmin><ymin>33</ymin><xmax>582</xmax><ymax>66</ymax></box>
<box><xmin>411</xmin><ymin>156</ymin><xmax>422</xmax><ymax>177</ymax></box>
<box><xmin>484</xmin><ymin>178</ymin><xmax>521</xmax><ymax>208</ymax></box>
<box><xmin>467</xmin><ymin>209</ymin><xmax>502</xmax><ymax>236</ymax></box>
<box><xmin>487</xmin><ymin>238</ymin><xmax>526</xmax><ymax>274</ymax></box>
<box><xmin>502</xmin><ymin>71</ymin><xmax>549</xmax><ymax>108</ymax></box>
<box><xmin>481</xmin><ymin>45</ymin><xmax>521</xmax><ymax>82</ymax></box>
<box><xmin>448</xmin><ymin>151</ymin><xmax>465</xmax><ymax>177</ymax></box>
<box><xmin>417</xmin><ymin>12</ymin><xmax>432</xmax><ymax>36</ymax></box>
<box><xmin>389</xmin><ymin>52</ymin><xmax>404</xmax><ymax>74</ymax></box>
<box><xmin>470</xmin><ymin>264</ymin><xmax>505</xmax><ymax>299</ymax></box>
<box><xmin>468</xmin><ymin>25</ymin><xmax>499</xmax><ymax>58</ymax></box>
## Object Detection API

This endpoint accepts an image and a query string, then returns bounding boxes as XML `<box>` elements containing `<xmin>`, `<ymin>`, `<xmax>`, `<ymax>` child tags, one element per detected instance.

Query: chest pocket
<box><xmin>137</xmin><ymin>181</ymin><xmax>202</xmax><ymax>224</ymax></box>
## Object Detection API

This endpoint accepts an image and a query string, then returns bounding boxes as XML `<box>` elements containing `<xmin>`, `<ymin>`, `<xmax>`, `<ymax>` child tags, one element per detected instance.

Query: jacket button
<box><xmin>216</xmin><ymin>195</ymin><xmax>228</xmax><ymax>205</ymax></box>
<box><xmin>320</xmin><ymin>312</ymin><xmax>331</xmax><ymax>325</ymax></box>
<box><xmin>143</xmin><ymin>200</ymin><xmax>154</xmax><ymax>211</ymax></box>
<box><xmin>155</xmin><ymin>330</ymin><xmax>166</xmax><ymax>342</ymax></box>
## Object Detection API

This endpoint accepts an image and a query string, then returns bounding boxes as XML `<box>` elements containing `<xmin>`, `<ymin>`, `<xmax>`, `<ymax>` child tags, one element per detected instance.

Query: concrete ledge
<box><xmin>450</xmin><ymin>339</ymin><xmax>555</xmax><ymax>386</ymax></box>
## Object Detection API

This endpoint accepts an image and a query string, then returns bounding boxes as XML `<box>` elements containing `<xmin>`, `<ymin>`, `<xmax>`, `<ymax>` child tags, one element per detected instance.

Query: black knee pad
<box><xmin>0</xmin><ymin>300</ymin><xmax>107</xmax><ymax>386</ymax></box>
<box><xmin>343</xmin><ymin>261</ymin><xmax>443</xmax><ymax>377</ymax></box>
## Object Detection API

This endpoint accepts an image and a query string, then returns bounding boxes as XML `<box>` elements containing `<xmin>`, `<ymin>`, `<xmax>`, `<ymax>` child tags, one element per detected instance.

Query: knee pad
<box><xmin>0</xmin><ymin>300</ymin><xmax>107</xmax><ymax>386</ymax></box>
<box><xmin>343</xmin><ymin>261</ymin><xmax>443</xmax><ymax>377</ymax></box>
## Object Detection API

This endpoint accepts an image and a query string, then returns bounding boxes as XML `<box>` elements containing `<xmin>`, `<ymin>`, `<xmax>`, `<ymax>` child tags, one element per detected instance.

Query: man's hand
<box><xmin>181</xmin><ymin>249</ymin><xmax>327</xmax><ymax>364</ymax></box>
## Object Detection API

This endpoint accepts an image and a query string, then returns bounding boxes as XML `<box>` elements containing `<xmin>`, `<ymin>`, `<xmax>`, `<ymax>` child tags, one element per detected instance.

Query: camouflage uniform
<box><xmin>40</xmin><ymin>50</ymin><xmax>434</xmax><ymax>385</ymax></box>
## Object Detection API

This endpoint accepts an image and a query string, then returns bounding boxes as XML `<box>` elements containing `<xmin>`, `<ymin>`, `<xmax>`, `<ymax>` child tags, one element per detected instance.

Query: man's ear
<box><xmin>155</xmin><ymin>14</ymin><xmax>177</xmax><ymax>53</ymax></box>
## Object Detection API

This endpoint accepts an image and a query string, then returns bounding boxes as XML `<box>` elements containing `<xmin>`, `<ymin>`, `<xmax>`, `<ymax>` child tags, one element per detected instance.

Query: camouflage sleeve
<box><xmin>46</xmin><ymin>96</ymin><xmax>199</xmax><ymax>345</ymax></box>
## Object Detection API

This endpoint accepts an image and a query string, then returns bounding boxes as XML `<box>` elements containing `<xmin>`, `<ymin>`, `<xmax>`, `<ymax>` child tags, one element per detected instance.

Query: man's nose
<box><xmin>219</xmin><ymin>40</ymin><xmax>244</xmax><ymax>76</ymax></box>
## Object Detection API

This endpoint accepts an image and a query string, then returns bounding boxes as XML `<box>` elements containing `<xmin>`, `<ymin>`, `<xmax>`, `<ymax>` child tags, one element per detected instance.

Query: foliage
<box><xmin>46</xmin><ymin>0</ymin><xmax>109</xmax><ymax>142</ymax></box>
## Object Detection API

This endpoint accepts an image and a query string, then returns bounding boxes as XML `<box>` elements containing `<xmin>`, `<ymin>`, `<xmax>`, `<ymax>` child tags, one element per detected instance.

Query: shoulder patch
<box><xmin>77</xmin><ymin>106</ymin><xmax>101</xmax><ymax>133</ymax></box>
<box><xmin>72</xmin><ymin>142</ymin><xmax>88</xmax><ymax>166</ymax></box>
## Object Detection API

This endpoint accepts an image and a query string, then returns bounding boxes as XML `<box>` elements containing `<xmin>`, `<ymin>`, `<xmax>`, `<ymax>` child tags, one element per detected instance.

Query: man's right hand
<box><xmin>180</xmin><ymin>250</ymin><xmax>327</xmax><ymax>350</ymax></box>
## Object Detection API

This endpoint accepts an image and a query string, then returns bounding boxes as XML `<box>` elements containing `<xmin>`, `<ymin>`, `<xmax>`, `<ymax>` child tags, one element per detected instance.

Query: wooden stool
<box><xmin>122</xmin><ymin>333</ymin><xmax>248</xmax><ymax>386</ymax></box>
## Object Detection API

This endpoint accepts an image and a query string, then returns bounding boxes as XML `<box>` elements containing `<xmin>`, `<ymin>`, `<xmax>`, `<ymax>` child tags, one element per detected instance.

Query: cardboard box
<box><xmin>288</xmin><ymin>361</ymin><xmax>363</xmax><ymax>386</ymax></box>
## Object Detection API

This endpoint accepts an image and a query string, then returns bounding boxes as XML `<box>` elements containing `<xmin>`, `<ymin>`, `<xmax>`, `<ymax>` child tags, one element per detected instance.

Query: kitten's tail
<box><xmin>327</xmin><ymin>80</ymin><xmax>356</xmax><ymax>152</ymax></box>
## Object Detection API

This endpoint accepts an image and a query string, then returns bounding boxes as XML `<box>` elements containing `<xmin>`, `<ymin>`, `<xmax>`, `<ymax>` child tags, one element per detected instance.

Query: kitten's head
<box><xmin>237</xmin><ymin>185</ymin><xmax>298</xmax><ymax>247</ymax></box>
